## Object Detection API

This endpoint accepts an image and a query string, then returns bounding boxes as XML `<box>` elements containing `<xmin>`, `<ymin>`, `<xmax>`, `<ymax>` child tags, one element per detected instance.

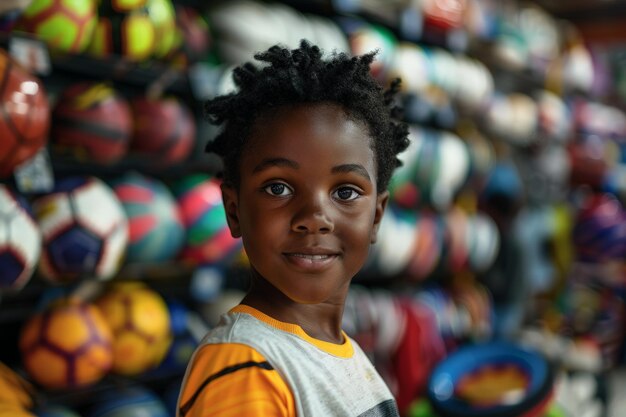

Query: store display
<box><xmin>0</xmin><ymin>0</ymin><xmax>625</xmax><ymax>414</ymax></box>
<box><xmin>112</xmin><ymin>172</ymin><xmax>184</xmax><ymax>264</ymax></box>
<box><xmin>33</xmin><ymin>176</ymin><xmax>129</xmax><ymax>283</ymax></box>
<box><xmin>0</xmin><ymin>184</ymin><xmax>41</xmax><ymax>291</ymax></box>
<box><xmin>19</xmin><ymin>298</ymin><xmax>114</xmax><ymax>390</ymax></box>
<box><xmin>95</xmin><ymin>281</ymin><xmax>172</xmax><ymax>376</ymax></box>
<box><xmin>51</xmin><ymin>82</ymin><xmax>132</xmax><ymax>165</ymax></box>
<box><xmin>0</xmin><ymin>48</ymin><xmax>50</xmax><ymax>178</ymax></box>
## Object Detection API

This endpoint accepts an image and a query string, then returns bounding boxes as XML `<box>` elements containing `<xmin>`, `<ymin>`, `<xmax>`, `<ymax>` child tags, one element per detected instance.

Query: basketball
<box><xmin>0</xmin><ymin>48</ymin><xmax>50</xmax><ymax>177</ymax></box>
<box><xmin>174</xmin><ymin>175</ymin><xmax>242</xmax><ymax>266</ymax></box>
<box><xmin>16</xmin><ymin>0</ymin><xmax>97</xmax><ymax>53</ymax></box>
<box><xmin>112</xmin><ymin>172</ymin><xmax>185</xmax><ymax>263</ymax></box>
<box><xmin>51</xmin><ymin>82</ymin><xmax>132</xmax><ymax>164</ymax></box>
<box><xmin>95</xmin><ymin>281</ymin><xmax>172</xmax><ymax>376</ymax></box>
<box><xmin>88</xmin><ymin>2</ymin><xmax>155</xmax><ymax>61</ymax></box>
<box><xmin>19</xmin><ymin>298</ymin><xmax>114</xmax><ymax>390</ymax></box>
<box><xmin>0</xmin><ymin>184</ymin><xmax>42</xmax><ymax>291</ymax></box>
<box><xmin>32</xmin><ymin>176</ymin><xmax>128</xmax><ymax>283</ymax></box>
<box><xmin>130</xmin><ymin>96</ymin><xmax>195</xmax><ymax>165</ymax></box>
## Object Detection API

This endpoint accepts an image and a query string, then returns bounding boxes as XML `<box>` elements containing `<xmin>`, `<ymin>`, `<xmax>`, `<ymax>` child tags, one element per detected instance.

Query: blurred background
<box><xmin>1</xmin><ymin>0</ymin><xmax>626</xmax><ymax>416</ymax></box>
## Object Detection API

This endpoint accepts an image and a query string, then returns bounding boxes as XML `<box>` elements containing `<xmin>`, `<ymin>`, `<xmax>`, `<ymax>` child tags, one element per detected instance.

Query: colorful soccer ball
<box><xmin>19</xmin><ymin>298</ymin><xmax>114</xmax><ymax>389</ymax></box>
<box><xmin>0</xmin><ymin>48</ymin><xmax>50</xmax><ymax>178</ymax></box>
<box><xmin>0</xmin><ymin>184</ymin><xmax>41</xmax><ymax>291</ymax></box>
<box><xmin>32</xmin><ymin>176</ymin><xmax>128</xmax><ymax>283</ymax></box>
<box><xmin>16</xmin><ymin>0</ymin><xmax>97</xmax><ymax>53</ymax></box>
<box><xmin>95</xmin><ymin>281</ymin><xmax>172</xmax><ymax>376</ymax></box>
<box><xmin>51</xmin><ymin>82</ymin><xmax>132</xmax><ymax>164</ymax></box>
<box><xmin>130</xmin><ymin>96</ymin><xmax>195</xmax><ymax>165</ymax></box>
<box><xmin>112</xmin><ymin>172</ymin><xmax>184</xmax><ymax>263</ymax></box>
<box><xmin>88</xmin><ymin>2</ymin><xmax>155</xmax><ymax>61</ymax></box>
<box><xmin>174</xmin><ymin>175</ymin><xmax>242</xmax><ymax>265</ymax></box>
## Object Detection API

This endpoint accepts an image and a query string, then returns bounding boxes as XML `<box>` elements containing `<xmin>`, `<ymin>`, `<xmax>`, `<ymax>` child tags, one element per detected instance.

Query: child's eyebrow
<box><xmin>332</xmin><ymin>164</ymin><xmax>371</xmax><ymax>182</ymax></box>
<box><xmin>252</xmin><ymin>157</ymin><xmax>299</xmax><ymax>173</ymax></box>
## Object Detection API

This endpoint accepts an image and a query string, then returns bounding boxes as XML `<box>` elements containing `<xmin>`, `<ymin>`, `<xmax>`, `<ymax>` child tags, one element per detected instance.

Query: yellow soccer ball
<box><xmin>96</xmin><ymin>281</ymin><xmax>172</xmax><ymax>375</ymax></box>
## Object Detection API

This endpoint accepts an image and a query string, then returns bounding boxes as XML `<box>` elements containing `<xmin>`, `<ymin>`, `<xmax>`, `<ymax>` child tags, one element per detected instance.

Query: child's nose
<box><xmin>291</xmin><ymin>194</ymin><xmax>334</xmax><ymax>234</ymax></box>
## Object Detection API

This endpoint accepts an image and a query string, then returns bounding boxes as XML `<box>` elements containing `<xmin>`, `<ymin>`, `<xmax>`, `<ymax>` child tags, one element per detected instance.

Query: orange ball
<box><xmin>19</xmin><ymin>298</ymin><xmax>114</xmax><ymax>390</ymax></box>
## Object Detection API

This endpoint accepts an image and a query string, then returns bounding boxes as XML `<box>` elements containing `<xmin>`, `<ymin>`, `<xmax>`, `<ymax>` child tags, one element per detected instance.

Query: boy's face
<box><xmin>221</xmin><ymin>103</ymin><xmax>388</xmax><ymax>305</ymax></box>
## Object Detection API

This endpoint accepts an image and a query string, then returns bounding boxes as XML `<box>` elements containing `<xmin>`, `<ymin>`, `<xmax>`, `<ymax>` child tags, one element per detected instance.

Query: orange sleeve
<box><xmin>177</xmin><ymin>343</ymin><xmax>296</xmax><ymax>417</ymax></box>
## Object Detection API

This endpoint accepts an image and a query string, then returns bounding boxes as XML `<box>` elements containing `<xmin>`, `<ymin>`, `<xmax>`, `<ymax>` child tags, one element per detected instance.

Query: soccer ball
<box><xmin>88</xmin><ymin>2</ymin><xmax>156</xmax><ymax>62</ymax></box>
<box><xmin>19</xmin><ymin>298</ymin><xmax>114</xmax><ymax>389</ymax></box>
<box><xmin>0</xmin><ymin>184</ymin><xmax>41</xmax><ymax>291</ymax></box>
<box><xmin>95</xmin><ymin>281</ymin><xmax>172</xmax><ymax>375</ymax></box>
<box><xmin>174</xmin><ymin>175</ymin><xmax>242</xmax><ymax>265</ymax></box>
<box><xmin>32</xmin><ymin>176</ymin><xmax>128</xmax><ymax>283</ymax></box>
<box><xmin>0</xmin><ymin>48</ymin><xmax>50</xmax><ymax>178</ymax></box>
<box><xmin>130</xmin><ymin>96</ymin><xmax>195</xmax><ymax>165</ymax></box>
<box><xmin>0</xmin><ymin>361</ymin><xmax>34</xmax><ymax>410</ymax></box>
<box><xmin>16</xmin><ymin>0</ymin><xmax>97</xmax><ymax>53</ymax></box>
<box><xmin>145</xmin><ymin>0</ymin><xmax>176</xmax><ymax>59</ymax></box>
<box><xmin>51</xmin><ymin>82</ymin><xmax>132</xmax><ymax>164</ymax></box>
<box><xmin>112</xmin><ymin>172</ymin><xmax>184</xmax><ymax>263</ymax></box>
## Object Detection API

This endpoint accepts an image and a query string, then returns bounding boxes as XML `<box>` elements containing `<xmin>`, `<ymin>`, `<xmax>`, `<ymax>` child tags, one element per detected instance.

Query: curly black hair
<box><xmin>204</xmin><ymin>40</ymin><xmax>410</xmax><ymax>192</ymax></box>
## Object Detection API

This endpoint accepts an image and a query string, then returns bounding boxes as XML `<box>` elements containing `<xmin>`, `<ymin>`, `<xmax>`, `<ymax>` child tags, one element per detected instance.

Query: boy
<box><xmin>178</xmin><ymin>40</ymin><xmax>410</xmax><ymax>417</ymax></box>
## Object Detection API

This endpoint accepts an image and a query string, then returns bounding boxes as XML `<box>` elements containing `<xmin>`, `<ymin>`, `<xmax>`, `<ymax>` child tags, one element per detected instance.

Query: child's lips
<box><xmin>282</xmin><ymin>250</ymin><xmax>339</xmax><ymax>271</ymax></box>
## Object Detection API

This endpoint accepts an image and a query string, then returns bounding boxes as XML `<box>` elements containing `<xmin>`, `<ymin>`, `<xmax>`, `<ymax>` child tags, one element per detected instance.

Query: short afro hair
<box><xmin>205</xmin><ymin>39</ymin><xmax>410</xmax><ymax>192</ymax></box>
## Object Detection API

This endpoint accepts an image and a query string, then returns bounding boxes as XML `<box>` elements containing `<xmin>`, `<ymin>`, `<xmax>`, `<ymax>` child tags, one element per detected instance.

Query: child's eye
<box><xmin>333</xmin><ymin>186</ymin><xmax>360</xmax><ymax>201</ymax></box>
<box><xmin>264</xmin><ymin>183</ymin><xmax>292</xmax><ymax>196</ymax></box>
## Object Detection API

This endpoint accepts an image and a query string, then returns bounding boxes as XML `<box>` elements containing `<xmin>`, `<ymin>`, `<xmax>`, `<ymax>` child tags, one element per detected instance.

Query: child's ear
<box><xmin>371</xmin><ymin>191</ymin><xmax>389</xmax><ymax>244</ymax></box>
<box><xmin>220</xmin><ymin>183</ymin><xmax>241</xmax><ymax>238</ymax></box>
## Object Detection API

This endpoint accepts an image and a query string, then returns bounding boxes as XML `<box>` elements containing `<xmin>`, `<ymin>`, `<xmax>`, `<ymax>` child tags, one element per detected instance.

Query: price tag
<box><xmin>8</xmin><ymin>34</ymin><xmax>51</xmax><ymax>76</ymax></box>
<box><xmin>13</xmin><ymin>148</ymin><xmax>55</xmax><ymax>194</ymax></box>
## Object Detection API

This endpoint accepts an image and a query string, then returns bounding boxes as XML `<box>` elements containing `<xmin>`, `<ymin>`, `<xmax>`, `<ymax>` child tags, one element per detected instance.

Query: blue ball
<box><xmin>87</xmin><ymin>386</ymin><xmax>168</xmax><ymax>417</ymax></box>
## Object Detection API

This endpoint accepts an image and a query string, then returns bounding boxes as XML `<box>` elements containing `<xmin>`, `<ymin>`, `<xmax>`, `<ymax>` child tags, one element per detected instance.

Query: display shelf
<box><xmin>0</xmin><ymin>31</ymin><xmax>193</xmax><ymax>97</ymax></box>
<box><xmin>47</xmin><ymin>148</ymin><xmax>221</xmax><ymax>183</ymax></box>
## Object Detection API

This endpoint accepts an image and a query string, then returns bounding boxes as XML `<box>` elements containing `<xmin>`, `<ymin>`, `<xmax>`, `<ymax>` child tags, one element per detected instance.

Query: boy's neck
<box><xmin>240</xmin><ymin>274</ymin><xmax>347</xmax><ymax>345</ymax></box>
